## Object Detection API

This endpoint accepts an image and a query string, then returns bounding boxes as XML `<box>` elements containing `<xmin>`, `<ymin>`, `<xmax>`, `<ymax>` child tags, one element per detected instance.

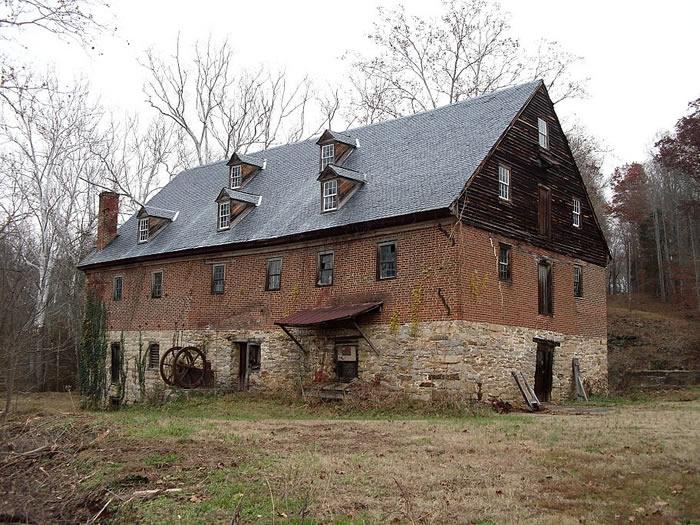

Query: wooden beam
<box><xmin>352</xmin><ymin>320</ymin><xmax>380</xmax><ymax>355</ymax></box>
<box><xmin>279</xmin><ymin>325</ymin><xmax>307</xmax><ymax>354</ymax></box>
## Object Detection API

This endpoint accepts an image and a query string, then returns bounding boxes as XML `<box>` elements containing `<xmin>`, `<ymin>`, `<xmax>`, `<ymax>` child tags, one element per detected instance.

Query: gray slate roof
<box><xmin>230</xmin><ymin>152</ymin><xmax>265</xmax><ymax>168</ymax></box>
<box><xmin>219</xmin><ymin>188</ymin><xmax>262</xmax><ymax>206</ymax></box>
<box><xmin>140</xmin><ymin>205</ymin><xmax>178</xmax><ymax>221</ymax></box>
<box><xmin>319</xmin><ymin>164</ymin><xmax>366</xmax><ymax>183</ymax></box>
<box><xmin>79</xmin><ymin>80</ymin><xmax>541</xmax><ymax>268</ymax></box>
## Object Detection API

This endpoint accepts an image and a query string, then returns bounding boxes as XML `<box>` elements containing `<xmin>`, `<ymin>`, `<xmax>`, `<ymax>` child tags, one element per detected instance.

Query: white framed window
<box><xmin>322</xmin><ymin>179</ymin><xmax>338</xmax><ymax>211</ymax></box>
<box><xmin>138</xmin><ymin>217</ymin><xmax>149</xmax><ymax>243</ymax></box>
<box><xmin>538</xmin><ymin>117</ymin><xmax>549</xmax><ymax>149</ymax></box>
<box><xmin>230</xmin><ymin>165</ymin><xmax>242</xmax><ymax>188</ymax></box>
<box><xmin>320</xmin><ymin>143</ymin><xmax>335</xmax><ymax>171</ymax></box>
<box><xmin>498</xmin><ymin>164</ymin><xmax>510</xmax><ymax>201</ymax></box>
<box><xmin>218</xmin><ymin>201</ymin><xmax>231</xmax><ymax>230</ymax></box>
<box><xmin>573</xmin><ymin>197</ymin><xmax>581</xmax><ymax>227</ymax></box>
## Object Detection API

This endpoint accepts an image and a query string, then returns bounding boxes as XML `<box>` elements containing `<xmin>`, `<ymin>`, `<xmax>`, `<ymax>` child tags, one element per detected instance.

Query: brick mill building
<box><xmin>78</xmin><ymin>80</ymin><xmax>609</xmax><ymax>404</ymax></box>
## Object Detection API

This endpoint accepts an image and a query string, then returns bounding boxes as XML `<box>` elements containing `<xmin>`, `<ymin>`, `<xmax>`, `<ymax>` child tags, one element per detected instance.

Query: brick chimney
<box><xmin>96</xmin><ymin>191</ymin><xmax>119</xmax><ymax>250</ymax></box>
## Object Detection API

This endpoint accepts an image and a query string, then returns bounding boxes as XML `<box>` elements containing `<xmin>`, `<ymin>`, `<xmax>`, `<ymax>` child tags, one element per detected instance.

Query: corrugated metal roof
<box><xmin>78</xmin><ymin>80</ymin><xmax>542</xmax><ymax>268</ymax></box>
<box><xmin>275</xmin><ymin>302</ymin><xmax>383</xmax><ymax>327</ymax></box>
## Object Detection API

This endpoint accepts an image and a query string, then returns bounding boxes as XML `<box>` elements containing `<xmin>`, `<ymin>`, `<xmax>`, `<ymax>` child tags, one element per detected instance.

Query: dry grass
<box><xmin>1</xmin><ymin>392</ymin><xmax>698</xmax><ymax>524</ymax></box>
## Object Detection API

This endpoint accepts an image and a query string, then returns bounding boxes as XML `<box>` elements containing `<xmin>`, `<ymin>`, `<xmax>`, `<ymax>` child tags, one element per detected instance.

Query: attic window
<box><xmin>320</xmin><ymin>143</ymin><xmax>335</xmax><ymax>171</ymax></box>
<box><xmin>572</xmin><ymin>197</ymin><xmax>581</xmax><ymax>227</ymax></box>
<box><xmin>138</xmin><ymin>217</ymin><xmax>149</xmax><ymax>243</ymax></box>
<box><xmin>218</xmin><ymin>201</ymin><xmax>231</xmax><ymax>230</ymax></box>
<box><xmin>538</xmin><ymin>118</ymin><xmax>549</xmax><ymax>149</ymax></box>
<box><xmin>230</xmin><ymin>165</ymin><xmax>242</xmax><ymax>188</ymax></box>
<box><xmin>322</xmin><ymin>179</ymin><xmax>338</xmax><ymax>212</ymax></box>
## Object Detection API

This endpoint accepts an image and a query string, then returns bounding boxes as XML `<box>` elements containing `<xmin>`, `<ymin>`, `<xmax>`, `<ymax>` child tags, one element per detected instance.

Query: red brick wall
<box><xmin>86</xmin><ymin>221</ymin><xmax>606</xmax><ymax>337</ymax></box>
<box><xmin>96</xmin><ymin>191</ymin><xmax>119</xmax><ymax>251</ymax></box>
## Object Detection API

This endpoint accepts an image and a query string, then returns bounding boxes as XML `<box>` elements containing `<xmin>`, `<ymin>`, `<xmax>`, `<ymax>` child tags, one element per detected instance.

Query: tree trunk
<box><xmin>653</xmin><ymin>207</ymin><xmax>667</xmax><ymax>301</ymax></box>
<box><xmin>689</xmin><ymin>213</ymin><xmax>700</xmax><ymax>311</ymax></box>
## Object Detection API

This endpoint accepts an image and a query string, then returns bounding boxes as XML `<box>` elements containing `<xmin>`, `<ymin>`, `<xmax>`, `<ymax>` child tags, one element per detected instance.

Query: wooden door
<box><xmin>534</xmin><ymin>342</ymin><xmax>554</xmax><ymax>402</ymax></box>
<box><xmin>238</xmin><ymin>343</ymin><xmax>249</xmax><ymax>391</ymax></box>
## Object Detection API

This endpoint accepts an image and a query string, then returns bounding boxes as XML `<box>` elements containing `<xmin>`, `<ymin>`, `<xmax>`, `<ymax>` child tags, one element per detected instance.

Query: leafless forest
<box><xmin>0</xmin><ymin>0</ymin><xmax>698</xmax><ymax>406</ymax></box>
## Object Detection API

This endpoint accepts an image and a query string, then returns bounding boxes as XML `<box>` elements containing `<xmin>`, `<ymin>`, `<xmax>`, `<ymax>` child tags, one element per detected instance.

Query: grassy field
<box><xmin>1</xmin><ymin>391</ymin><xmax>699</xmax><ymax>524</ymax></box>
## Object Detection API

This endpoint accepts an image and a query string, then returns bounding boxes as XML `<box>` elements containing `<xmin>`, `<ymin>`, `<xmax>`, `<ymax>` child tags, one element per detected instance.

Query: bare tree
<box><xmin>347</xmin><ymin>0</ymin><xmax>587</xmax><ymax>123</ymax></box>
<box><xmin>0</xmin><ymin>0</ymin><xmax>107</xmax><ymax>42</ymax></box>
<box><xmin>0</xmin><ymin>74</ymin><xmax>104</xmax><ymax>389</ymax></box>
<box><xmin>142</xmin><ymin>35</ymin><xmax>313</xmax><ymax>168</ymax></box>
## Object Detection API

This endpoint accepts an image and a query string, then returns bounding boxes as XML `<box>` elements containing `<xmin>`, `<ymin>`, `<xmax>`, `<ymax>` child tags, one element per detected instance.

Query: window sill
<box><xmin>377</xmin><ymin>276</ymin><xmax>397</xmax><ymax>281</ymax></box>
<box><xmin>316</xmin><ymin>282</ymin><xmax>333</xmax><ymax>287</ymax></box>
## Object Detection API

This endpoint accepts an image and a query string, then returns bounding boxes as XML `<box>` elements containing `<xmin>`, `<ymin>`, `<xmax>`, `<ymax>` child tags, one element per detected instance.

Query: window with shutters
<box><xmin>538</xmin><ymin>260</ymin><xmax>553</xmax><ymax>316</ymax></box>
<box><xmin>377</xmin><ymin>241</ymin><xmax>397</xmax><ymax>280</ymax></box>
<box><xmin>573</xmin><ymin>197</ymin><xmax>581</xmax><ymax>227</ymax></box>
<box><xmin>113</xmin><ymin>276</ymin><xmax>123</xmax><ymax>301</ymax></box>
<box><xmin>498</xmin><ymin>164</ymin><xmax>510</xmax><ymax>201</ymax></box>
<box><xmin>151</xmin><ymin>271</ymin><xmax>163</xmax><ymax>298</ymax></box>
<box><xmin>538</xmin><ymin>185</ymin><xmax>551</xmax><ymax>238</ymax></box>
<box><xmin>211</xmin><ymin>263</ymin><xmax>225</xmax><ymax>294</ymax></box>
<box><xmin>538</xmin><ymin>117</ymin><xmax>549</xmax><ymax>149</ymax></box>
<box><xmin>317</xmin><ymin>251</ymin><xmax>334</xmax><ymax>286</ymax></box>
<box><xmin>498</xmin><ymin>243</ymin><xmax>511</xmax><ymax>282</ymax></box>
<box><xmin>574</xmin><ymin>265</ymin><xmax>583</xmax><ymax>297</ymax></box>
<box><xmin>266</xmin><ymin>257</ymin><xmax>282</xmax><ymax>291</ymax></box>
<box><xmin>148</xmin><ymin>343</ymin><xmax>160</xmax><ymax>369</ymax></box>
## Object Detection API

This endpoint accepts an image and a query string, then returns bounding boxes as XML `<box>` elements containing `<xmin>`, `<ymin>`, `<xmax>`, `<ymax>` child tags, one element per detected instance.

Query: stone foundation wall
<box><xmin>106</xmin><ymin>320</ymin><xmax>607</xmax><ymax>405</ymax></box>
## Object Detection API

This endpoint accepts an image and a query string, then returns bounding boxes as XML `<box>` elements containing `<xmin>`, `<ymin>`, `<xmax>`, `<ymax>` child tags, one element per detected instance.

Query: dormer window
<box><xmin>230</xmin><ymin>165</ymin><xmax>242</xmax><ymax>188</ymax></box>
<box><xmin>320</xmin><ymin>143</ymin><xmax>335</xmax><ymax>171</ymax></box>
<box><xmin>538</xmin><ymin>117</ymin><xmax>549</xmax><ymax>149</ymax></box>
<box><xmin>138</xmin><ymin>217</ymin><xmax>149</xmax><ymax>243</ymax></box>
<box><xmin>218</xmin><ymin>201</ymin><xmax>231</xmax><ymax>230</ymax></box>
<box><xmin>322</xmin><ymin>179</ymin><xmax>338</xmax><ymax>211</ymax></box>
<box><xmin>572</xmin><ymin>197</ymin><xmax>581</xmax><ymax>227</ymax></box>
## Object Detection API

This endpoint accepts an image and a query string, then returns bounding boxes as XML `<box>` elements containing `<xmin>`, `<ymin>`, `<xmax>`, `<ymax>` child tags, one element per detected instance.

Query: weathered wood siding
<box><xmin>457</xmin><ymin>86</ymin><xmax>609</xmax><ymax>267</ymax></box>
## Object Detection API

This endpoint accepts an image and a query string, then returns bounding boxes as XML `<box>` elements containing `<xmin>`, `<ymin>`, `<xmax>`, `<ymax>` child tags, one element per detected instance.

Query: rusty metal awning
<box><xmin>275</xmin><ymin>302</ymin><xmax>382</xmax><ymax>328</ymax></box>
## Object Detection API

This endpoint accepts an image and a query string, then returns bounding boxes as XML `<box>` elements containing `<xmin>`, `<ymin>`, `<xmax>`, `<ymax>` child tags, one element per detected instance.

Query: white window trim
<box><xmin>138</xmin><ymin>217</ymin><xmax>149</xmax><ymax>243</ymax></box>
<box><xmin>230</xmin><ymin>165</ymin><xmax>242</xmax><ymax>188</ymax></box>
<box><xmin>322</xmin><ymin>179</ymin><xmax>338</xmax><ymax>212</ymax></box>
<box><xmin>498</xmin><ymin>164</ymin><xmax>510</xmax><ymax>201</ymax></box>
<box><xmin>320</xmin><ymin>143</ymin><xmax>335</xmax><ymax>171</ymax></box>
<box><xmin>218</xmin><ymin>201</ymin><xmax>231</xmax><ymax>230</ymax></box>
<box><xmin>573</xmin><ymin>198</ymin><xmax>581</xmax><ymax>227</ymax></box>
<box><xmin>538</xmin><ymin>117</ymin><xmax>549</xmax><ymax>149</ymax></box>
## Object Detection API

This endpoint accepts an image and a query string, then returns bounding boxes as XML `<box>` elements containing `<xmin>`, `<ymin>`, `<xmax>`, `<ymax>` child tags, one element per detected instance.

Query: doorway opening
<box><xmin>334</xmin><ymin>339</ymin><xmax>358</xmax><ymax>382</ymax></box>
<box><xmin>534</xmin><ymin>340</ymin><xmax>555</xmax><ymax>402</ymax></box>
<box><xmin>237</xmin><ymin>342</ymin><xmax>261</xmax><ymax>391</ymax></box>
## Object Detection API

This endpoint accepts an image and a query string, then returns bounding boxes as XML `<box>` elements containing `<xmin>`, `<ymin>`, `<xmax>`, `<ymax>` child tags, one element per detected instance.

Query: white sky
<box><xmin>10</xmin><ymin>0</ymin><xmax>700</xmax><ymax>173</ymax></box>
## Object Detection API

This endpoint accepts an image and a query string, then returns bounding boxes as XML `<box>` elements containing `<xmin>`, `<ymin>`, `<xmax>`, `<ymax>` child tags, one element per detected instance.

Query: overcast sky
<box><xmin>12</xmin><ymin>0</ymin><xmax>700</xmax><ymax>173</ymax></box>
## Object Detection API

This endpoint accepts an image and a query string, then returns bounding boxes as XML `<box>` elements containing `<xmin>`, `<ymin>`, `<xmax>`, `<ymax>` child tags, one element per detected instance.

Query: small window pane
<box><xmin>318</xmin><ymin>252</ymin><xmax>334</xmax><ymax>285</ymax></box>
<box><xmin>113</xmin><ymin>276</ymin><xmax>123</xmax><ymax>301</ymax></box>
<box><xmin>230</xmin><ymin>165</ymin><xmax>242</xmax><ymax>188</ymax></box>
<box><xmin>212</xmin><ymin>264</ymin><xmax>225</xmax><ymax>294</ymax></box>
<box><xmin>152</xmin><ymin>271</ymin><xmax>163</xmax><ymax>298</ymax></box>
<box><xmin>498</xmin><ymin>244</ymin><xmax>511</xmax><ymax>281</ymax></box>
<box><xmin>266</xmin><ymin>258</ymin><xmax>282</xmax><ymax>291</ymax></box>
<box><xmin>248</xmin><ymin>343</ymin><xmax>261</xmax><ymax>371</ymax></box>
<box><xmin>218</xmin><ymin>201</ymin><xmax>231</xmax><ymax>230</ymax></box>
<box><xmin>138</xmin><ymin>218</ymin><xmax>149</xmax><ymax>243</ymax></box>
<box><xmin>148</xmin><ymin>343</ymin><xmax>160</xmax><ymax>369</ymax></box>
<box><xmin>573</xmin><ymin>198</ymin><xmax>581</xmax><ymax>227</ymax></box>
<box><xmin>378</xmin><ymin>242</ymin><xmax>397</xmax><ymax>279</ymax></box>
<box><xmin>323</xmin><ymin>179</ymin><xmax>338</xmax><ymax>211</ymax></box>
<box><xmin>574</xmin><ymin>265</ymin><xmax>583</xmax><ymax>297</ymax></box>
<box><xmin>538</xmin><ymin>117</ymin><xmax>549</xmax><ymax>149</ymax></box>
<box><xmin>498</xmin><ymin>165</ymin><xmax>510</xmax><ymax>200</ymax></box>
<box><xmin>320</xmin><ymin>143</ymin><xmax>335</xmax><ymax>170</ymax></box>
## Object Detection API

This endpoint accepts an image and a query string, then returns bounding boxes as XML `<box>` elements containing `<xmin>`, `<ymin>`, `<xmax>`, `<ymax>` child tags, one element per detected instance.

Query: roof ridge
<box><xmin>184</xmin><ymin>80</ymin><xmax>543</xmax><ymax>172</ymax></box>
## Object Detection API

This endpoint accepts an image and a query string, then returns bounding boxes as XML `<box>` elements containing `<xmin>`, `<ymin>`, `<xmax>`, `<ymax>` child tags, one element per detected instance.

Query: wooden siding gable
<box><xmin>455</xmin><ymin>84</ymin><xmax>610</xmax><ymax>267</ymax></box>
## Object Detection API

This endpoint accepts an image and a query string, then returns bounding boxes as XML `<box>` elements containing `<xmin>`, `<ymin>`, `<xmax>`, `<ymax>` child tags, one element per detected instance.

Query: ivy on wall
<box><xmin>78</xmin><ymin>294</ymin><xmax>108</xmax><ymax>409</ymax></box>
